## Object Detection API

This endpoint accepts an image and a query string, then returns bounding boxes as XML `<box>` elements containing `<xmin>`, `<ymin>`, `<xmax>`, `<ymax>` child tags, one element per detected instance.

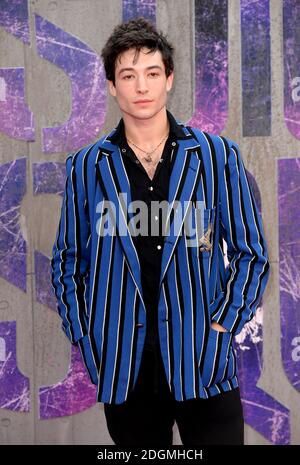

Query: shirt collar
<box><xmin>109</xmin><ymin>109</ymin><xmax>186</xmax><ymax>146</ymax></box>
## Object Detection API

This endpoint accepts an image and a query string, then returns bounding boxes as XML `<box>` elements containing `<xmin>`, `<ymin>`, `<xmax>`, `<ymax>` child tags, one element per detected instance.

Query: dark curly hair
<box><xmin>101</xmin><ymin>17</ymin><xmax>175</xmax><ymax>85</ymax></box>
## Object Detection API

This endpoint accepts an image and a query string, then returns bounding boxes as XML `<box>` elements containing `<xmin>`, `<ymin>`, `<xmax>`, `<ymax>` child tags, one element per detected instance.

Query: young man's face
<box><xmin>108</xmin><ymin>47</ymin><xmax>174</xmax><ymax>120</ymax></box>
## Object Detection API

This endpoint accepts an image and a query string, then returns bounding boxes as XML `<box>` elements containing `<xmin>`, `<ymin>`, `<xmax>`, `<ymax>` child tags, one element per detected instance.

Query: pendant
<box><xmin>144</xmin><ymin>154</ymin><xmax>152</xmax><ymax>163</ymax></box>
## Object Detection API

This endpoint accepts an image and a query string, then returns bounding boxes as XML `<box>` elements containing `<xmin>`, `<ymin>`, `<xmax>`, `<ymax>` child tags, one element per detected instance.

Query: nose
<box><xmin>136</xmin><ymin>75</ymin><xmax>148</xmax><ymax>94</ymax></box>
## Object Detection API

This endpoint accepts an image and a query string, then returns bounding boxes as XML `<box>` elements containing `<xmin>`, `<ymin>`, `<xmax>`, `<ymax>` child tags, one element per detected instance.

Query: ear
<box><xmin>166</xmin><ymin>72</ymin><xmax>174</xmax><ymax>92</ymax></box>
<box><xmin>108</xmin><ymin>80</ymin><xmax>116</xmax><ymax>97</ymax></box>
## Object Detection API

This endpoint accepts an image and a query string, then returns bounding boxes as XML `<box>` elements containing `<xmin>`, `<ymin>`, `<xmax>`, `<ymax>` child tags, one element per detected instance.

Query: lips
<box><xmin>134</xmin><ymin>100</ymin><xmax>153</xmax><ymax>104</ymax></box>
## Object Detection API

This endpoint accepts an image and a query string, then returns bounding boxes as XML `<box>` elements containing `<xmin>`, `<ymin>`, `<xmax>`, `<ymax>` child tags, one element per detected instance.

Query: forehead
<box><xmin>115</xmin><ymin>47</ymin><xmax>164</xmax><ymax>70</ymax></box>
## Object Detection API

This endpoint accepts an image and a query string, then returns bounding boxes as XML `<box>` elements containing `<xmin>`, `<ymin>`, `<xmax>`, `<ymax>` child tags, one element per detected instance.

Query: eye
<box><xmin>123</xmin><ymin>75</ymin><xmax>133</xmax><ymax>80</ymax></box>
<box><xmin>149</xmin><ymin>72</ymin><xmax>159</xmax><ymax>77</ymax></box>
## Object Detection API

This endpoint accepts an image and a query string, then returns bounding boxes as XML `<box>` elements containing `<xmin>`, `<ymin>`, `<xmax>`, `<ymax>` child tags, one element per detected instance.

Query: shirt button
<box><xmin>135</xmin><ymin>159</ymin><xmax>140</xmax><ymax>164</ymax></box>
<box><xmin>157</xmin><ymin>245</ymin><xmax>162</xmax><ymax>250</ymax></box>
<box><xmin>159</xmin><ymin>159</ymin><xmax>164</xmax><ymax>163</ymax></box>
<box><xmin>171</xmin><ymin>142</ymin><xmax>176</xmax><ymax>146</ymax></box>
<box><xmin>149</xmin><ymin>186</ymin><xmax>154</xmax><ymax>191</ymax></box>
<box><xmin>121</xmin><ymin>148</ymin><xmax>126</xmax><ymax>152</ymax></box>
<box><xmin>154</xmin><ymin>216</ymin><xmax>159</xmax><ymax>221</ymax></box>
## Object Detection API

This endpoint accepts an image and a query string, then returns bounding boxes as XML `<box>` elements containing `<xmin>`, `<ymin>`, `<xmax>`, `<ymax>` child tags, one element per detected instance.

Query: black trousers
<box><xmin>104</xmin><ymin>346</ymin><xmax>244</xmax><ymax>446</ymax></box>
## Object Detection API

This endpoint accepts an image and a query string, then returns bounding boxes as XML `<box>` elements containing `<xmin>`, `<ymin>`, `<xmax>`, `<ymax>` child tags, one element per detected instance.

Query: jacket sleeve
<box><xmin>50</xmin><ymin>152</ymin><xmax>91</xmax><ymax>344</ymax></box>
<box><xmin>209</xmin><ymin>138</ymin><xmax>270</xmax><ymax>335</ymax></box>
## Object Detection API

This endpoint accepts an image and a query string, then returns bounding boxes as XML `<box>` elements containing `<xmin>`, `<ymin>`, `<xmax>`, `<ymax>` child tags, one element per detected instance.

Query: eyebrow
<box><xmin>117</xmin><ymin>65</ymin><xmax>163</xmax><ymax>76</ymax></box>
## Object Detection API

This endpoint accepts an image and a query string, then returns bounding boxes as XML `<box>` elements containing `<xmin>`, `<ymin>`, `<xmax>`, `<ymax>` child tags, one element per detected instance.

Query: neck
<box><xmin>123</xmin><ymin>107</ymin><xmax>169</xmax><ymax>148</ymax></box>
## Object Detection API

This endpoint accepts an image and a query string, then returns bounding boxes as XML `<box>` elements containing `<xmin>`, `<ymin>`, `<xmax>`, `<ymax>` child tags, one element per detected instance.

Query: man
<box><xmin>51</xmin><ymin>17</ymin><xmax>270</xmax><ymax>445</ymax></box>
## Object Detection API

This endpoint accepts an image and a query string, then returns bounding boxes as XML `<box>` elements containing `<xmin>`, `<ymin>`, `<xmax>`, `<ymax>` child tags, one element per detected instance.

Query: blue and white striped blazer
<box><xmin>51</xmin><ymin>116</ymin><xmax>270</xmax><ymax>404</ymax></box>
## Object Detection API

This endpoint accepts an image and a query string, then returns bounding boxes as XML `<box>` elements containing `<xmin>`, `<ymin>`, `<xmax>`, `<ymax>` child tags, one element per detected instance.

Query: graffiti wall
<box><xmin>0</xmin><ymin>0</ymin><xmax>299</xmax><ymax>445</ymax></box>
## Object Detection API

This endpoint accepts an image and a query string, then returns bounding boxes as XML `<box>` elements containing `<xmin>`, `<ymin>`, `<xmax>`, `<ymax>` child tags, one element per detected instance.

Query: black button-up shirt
<box><xmin>109</xmin><ymin>109</ymin><xmax>186</xmax><ymax>352</ymax></box>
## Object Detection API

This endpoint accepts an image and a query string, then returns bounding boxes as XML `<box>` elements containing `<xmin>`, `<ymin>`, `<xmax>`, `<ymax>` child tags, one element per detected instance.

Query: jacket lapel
<box><xmin>96</xmin><ymin>132</ymin><xmax>145</xmax><ymax>307</ymax></box>
<box><xmin>159</xmin><ymin>137</ymin><xmax>202</xmax><ymax>286</ymax></box>
<box><xmin>95</xmin><ymin>126</ymin><xmax>202</xmax><ymax>302</ymax></box>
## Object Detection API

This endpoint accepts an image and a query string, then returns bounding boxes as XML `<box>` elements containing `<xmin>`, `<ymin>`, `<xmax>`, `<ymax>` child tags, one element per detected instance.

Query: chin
<box><xmin>130</xmin><ymin>108</ymin><xmax>156</xmax><ymax>119</ymax></box>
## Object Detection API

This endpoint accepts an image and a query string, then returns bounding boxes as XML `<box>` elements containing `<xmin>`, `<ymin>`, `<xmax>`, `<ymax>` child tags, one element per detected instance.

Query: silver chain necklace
<box><xmin>126</xmin><ymin>133</ymin><xmax>169</xmax><ymax>163</ymax></box>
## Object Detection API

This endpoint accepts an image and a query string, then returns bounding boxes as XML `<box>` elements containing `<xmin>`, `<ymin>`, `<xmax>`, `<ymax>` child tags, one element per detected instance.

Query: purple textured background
<box><xmin>234</xmin><ymin>310</ymin><xmax>289</xmax><ymax>444</ymax></box>
<box><xmin>188</xmin><ymin>0</ymin><xmax>228</xmax><ymax>133</ymax></box>
<box><xmin>0</xmin><ymin>322</ymin><xmax>30</xmax><ymax>412</ymax></box>
<box><xmin>123</xmin><ymin>0</ymin><xmax>156</xmax><ymax>21</ymax></box>
<box><xmin>283</xmin><ymin>0</ymin><xmax>300</xmax><ymax>140</ymax></box>
<box><xmin>278</xmin><ymin>158</ymin><xmax>300</xmax><ymax>392</ymax></box>
<box><xmin>39</xmin><ymin>344</ymin><xmax>96</xmax><ymax>420</ymax></box>
<box><xmin>0</xmin><ymin>0</ymin><xmax>30</xmax><ymax>44</ymax></box>
<box><xmin>241</xmin><ymin>0</ymin><xmax>271</xmax><ymax>136</ymax></box>
<box><xmin>35</xmin><ymin>14</ymin><xmax>107</xmax><ymax>153</ymax></box>
<box><xmin>0</xmin><ymin>158</ymin><xmax>27</xmax><ymax>292</ymax></box>
<box><xmin>0</xmin><ymin>68</ymin><xmax>35</xmax><ymax>141</ymax></box>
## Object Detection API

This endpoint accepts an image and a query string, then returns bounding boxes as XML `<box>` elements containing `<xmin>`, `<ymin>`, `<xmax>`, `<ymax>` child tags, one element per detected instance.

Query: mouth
<box><xmin>134</xmin><ymin>100</ymin><xmax>153</xmax><ymax>104</ymax></box>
